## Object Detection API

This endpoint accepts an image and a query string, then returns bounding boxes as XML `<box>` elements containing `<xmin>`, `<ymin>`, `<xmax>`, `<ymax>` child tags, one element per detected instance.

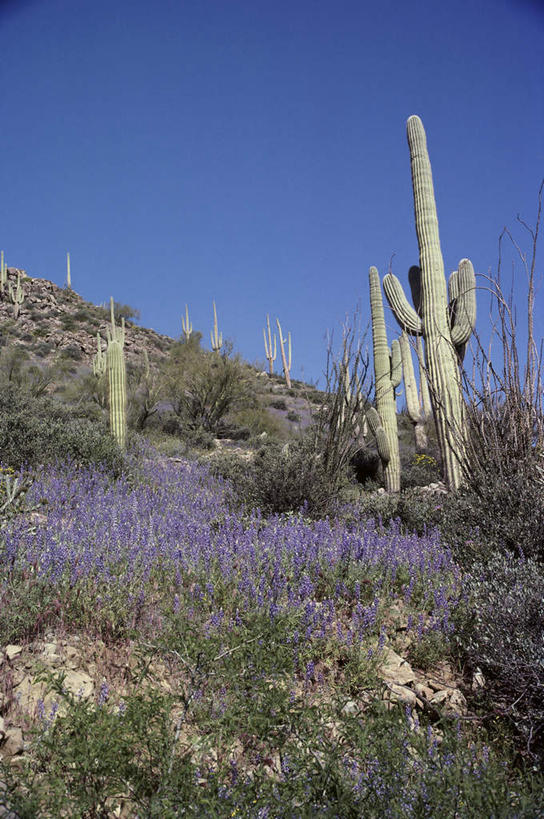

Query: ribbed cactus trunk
<box><xmin>369</xmin><ymin>266</ymin><xmax>401</xmax><ymax>492</ymax></box>
<box><xmin>107</xmin><ymin>339</ymin><xmax>127</xmax><ymax>448</ymax></box>
<box><xmin>399</xmin><ymin>330</ymin><xmax>427</xmax><ymax>451</ymax></box>
<box><xmin>406</xmin><ymin>116</ymin><xmax>465</xmax><ymax>488</ymax></box>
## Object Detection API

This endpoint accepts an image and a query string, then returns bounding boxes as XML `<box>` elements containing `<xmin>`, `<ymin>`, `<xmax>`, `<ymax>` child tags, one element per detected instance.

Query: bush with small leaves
<box><xmin>0</xmin><ymin>384</ymin><xmax>125</xmax><ymax>474</ymax></box>
<box><xmin>454</xmin><ymin>553</ymin><xmax>544</xmax><ymax>763</ymax></box>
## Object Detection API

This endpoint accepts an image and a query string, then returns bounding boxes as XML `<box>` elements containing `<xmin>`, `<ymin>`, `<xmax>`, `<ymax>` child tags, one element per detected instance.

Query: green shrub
<box><xmin>454</xmin><ymin>553</ymin><xmax>544</xmax><ymax>763</ymax></box>
<box><xmin>212</xmin><ymin>438</ymin><xmax>341</xmax><ymax>517</ymax></box>
<box><xmin>0</xmin><ymin>384</ymin><xmax>125</xmax><ymax>474</ymax></box>
<box><xmin>269</xmin><ymin>398</ymin><xmax>287</xmax><ymax>411</ymax></box>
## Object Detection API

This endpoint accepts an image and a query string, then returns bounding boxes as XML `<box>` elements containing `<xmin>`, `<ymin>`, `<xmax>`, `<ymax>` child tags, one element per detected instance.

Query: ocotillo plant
<box><xmin>66</xmin><ymin>252</ymin><xmax>72</xmax><ymax>289</ymax></box>
<box><xmin>106</xmin><ymin>297</ymin><xmax>127</xmax><ymax>448</ymax></box>
<box><xmin>369</xmin><ymin>266</ymin><xmax>401</xmax><ymax>492</ymax></box>
<box><xmin>210</xmin><ymin>301</ymin><xmax>223</xmax><ymax>353</ymax></box>
<box><xmin>399</xmin><ymin>330</ymin><xmax>427</xmax><ymax>451</ymax></box>
<box><xmin>182</xmin><ymin>304</ymin><xmax>193</xmax><ymax>341</ymax></box>
<box><xmin>383</xmin><ymin>116</ymin><xmax>476</xmax><ymax>490</ymax></box>
<box><xmin>276</xmin><ymin>318</ymin><xmax>292</xmax><ymax>389</ymax></box>
<box><xmin>8</xmin><ymin>271</ymin><xmax>25</xmax><ymax>319</ymax></box>
<box><xmin>263</xmin><ymin>314</ymin><xmax>277</xmax><ymax>376</ymax></box>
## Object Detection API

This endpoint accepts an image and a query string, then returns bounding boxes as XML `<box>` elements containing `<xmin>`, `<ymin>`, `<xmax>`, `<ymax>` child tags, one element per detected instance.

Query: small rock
<box><xmin>5</xmin><ymin>646</ymin><xmax>22</xmax><ymax>662</ymax></box>
<box><xmin>429</xmin><ymin>689</ymin><xmax>450</xmax><ymax>705</ymax></box>
<box><xmin>378</xmin><ymin>647</ymin><xmax>415</xmax><ymax>685</ymax></box>
<box><xmin>472</xmin><ymin>669</ymin><xmax>485</xmax><ymax>691</ymax></box>
<box><xmin>383</xmin><ymin>683</ymin><xmax>420</xmax><ymax>708</ymax></box>
<box><xmin>1</xmin><ymin>727</ymin><xmax>24</xmax><ymax>758</ymax></box>
<box><xmin>444</xmin><ymin>689</ymin><xmax>468</xmax><ymax>716</ymax></box>
<box><xmin>414</xmin><ymin>682</ymin><xmax>434</xmax><ymax>701</ymax></box>
<box><xmin>341</xmin><ymin>700</ymin><xmax>358</xmax><ymax>716</ymax></box>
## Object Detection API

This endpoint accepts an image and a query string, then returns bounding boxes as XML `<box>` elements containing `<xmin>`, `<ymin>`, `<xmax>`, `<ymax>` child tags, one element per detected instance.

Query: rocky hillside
<box><xmin>0</xmin><ymin>267</ymin><xmax>174</xmax><ymax>370</ymax></box>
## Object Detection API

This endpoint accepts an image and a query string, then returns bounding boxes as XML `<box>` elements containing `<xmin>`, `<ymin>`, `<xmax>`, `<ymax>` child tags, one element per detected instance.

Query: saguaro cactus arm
<box><xmin>449</xmin><ymin>259</ymin><xmax>476</xmax><ymax>351</ymax></box>
<box><xmin>383</xmin><ymin>273</ymin><xmax>423</xmax><ymax>334</ymax></box>
<box><xmin>369</xmin><ymin>265</ymin><xmax>401</xmax><ymax>492</ymax></box>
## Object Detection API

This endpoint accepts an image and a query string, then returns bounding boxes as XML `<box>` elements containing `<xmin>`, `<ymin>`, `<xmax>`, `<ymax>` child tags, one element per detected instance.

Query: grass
<box><xmin>1</xmin><ymin>453</ymin><xmax>543</xmax><ymax>817</ymax></box>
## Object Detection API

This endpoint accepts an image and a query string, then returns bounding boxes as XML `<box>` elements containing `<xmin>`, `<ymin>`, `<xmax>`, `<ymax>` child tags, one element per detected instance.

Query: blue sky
<box><xmin>1</xmin><ymin>0</ymin><xmax>542</xmax><ymax>386</ymax></box>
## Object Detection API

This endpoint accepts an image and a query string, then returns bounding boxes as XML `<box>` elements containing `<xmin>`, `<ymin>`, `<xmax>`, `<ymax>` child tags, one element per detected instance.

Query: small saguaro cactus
<box><xmin>106</xmin><ymin>296</ymin><xmax>127</xmax><ymax>448</ymax></box>
<box><xmin>0</xmin><ymin>252</ymin><xmax>6</xmax><ymax>295</ymax></box>
<box><xmin>382</xmin><ymin>116</ymin><xmax>477</xmax><ymax>490</ymax></box>
<box><xmin>210</xmin><ymin>301</ymin><xmax>223</xmax><ymax>353</ymax></box>
<box><xmin>182</xmin><ymin>304</ymin><xmax>193</xmax><ymax>341</ymax></box>
<box><xmin>8</xmin><ymin>271</ymin><xmax>25</xmax><ymax>319</ymax></box>
<box><xmin>399</xmin><ymin>330</ymin><xmax>428</xmax><ymax>451</ymax></box>
<box><xmin>92</xmin><ymin>332</ymin><xmax>107</xmax><ymax>377</ymax></box>
<box><xmin>276</xmin><ymin>318</ymin><xmax>292</xmax><ymax>389</ymax></box>
<box><xmin>263</xmin><ymin>314</ymin><xmax>277</xmax><ymax>376</ymax></box>
<box><xmin>66</xmin><ymin>252</ymin><xmax>72</xmax><ymax>289</ymax></box>
<box><xmin>369</xmin><ymin>266</ymin><xmax>401</xmax><ymax>492</ymax></box>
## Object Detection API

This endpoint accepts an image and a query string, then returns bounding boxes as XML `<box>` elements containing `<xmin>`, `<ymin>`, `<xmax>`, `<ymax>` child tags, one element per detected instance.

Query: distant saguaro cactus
<box><xmin>263</xmin><ymin>314</ymin><xmax>277</xmax><ymax>376</ymax></box>
<box><xmin>383</xmin><ymin>116</ymin><xmax>476</xmax><ymax>490</ymax></box>
<box><xmin>276</xmin><ymin>318</ymin><xmax>292</xmax><ymax>389</ymax></box>
<box><xmin>182</xmin><ymin>304</ymin><xmax>192</xmax><ymax>341</ymax></box>
<box><xmin>0</xmin><ymin>252</ymin><xmax>6</xmax><ymax>295</ymax></box>
<box><xmin>8</xmin><ymin>271</ymin><xmax>25</xmax><ymax>319</ymax></box>
<box><xmin>369</xmin><ymin>266</ymin><xmax>401</xmax><ymax>492</ymax></box>
<box><xmin>106</xmin><ymin>297</ymin><xmax>127</xmax><ymax>448</ymax></box>
<box><xmin>66</xmin><ymin>252</ymin><xmax>72</xmax><ymax>289</ymax></box>
<box><xmin>210</xmin><ymin>301</ymin><xmax>223</xmax><ymax>353</ymax></box>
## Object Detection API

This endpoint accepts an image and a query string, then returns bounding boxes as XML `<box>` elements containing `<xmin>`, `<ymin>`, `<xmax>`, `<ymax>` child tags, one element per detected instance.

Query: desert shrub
<box><xmin>228</xmin><ymin>405</ymin><xmax>285</xmax><ymax>440</ymax></box>
<box><xmin>401</xmin><ymin>453</ymin><xmax>441</xmax><ymax>488</ymax></box>
<box><xmin>213</xmin><ymin>438</ymin><xmax>341</xmax><ymax>517</ymax></box>
<box><xmin>286</xmin><ymin>410</ymin><xmax>301</xmax><ymax>422</ymax></box>
<box><xmin>0</xmin><ymin>384</ymin><xmax>125</xmax><ymax>474</ymax></box>
<box><xmin>164</xmin><ymin>344</ymin><xmax>251</xmax><ymax>435</ymax></box>
<box><xmin>454</xmin><ymin>553</ymin><xmax>544</xmax><ymax>763</ymax></box>
<box><xmin>269</xmin><ymin>398</ymin><xmax>287</xmax><ymax>410</ymax></box>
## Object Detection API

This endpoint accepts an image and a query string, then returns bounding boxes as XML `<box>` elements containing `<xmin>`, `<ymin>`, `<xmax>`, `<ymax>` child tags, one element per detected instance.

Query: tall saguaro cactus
<box><xmin>276</xmin><ymin>318</ymin><xmax>292</xmax><ymax>389</ymax></box>
<box><xmin>383</xmin><ymin>116</ymin><xmax>476</xmax><ymax>490</ymax></box>
<box><xmin>182</xmin><ymin>304</ymin><xmax>193</xmax><ymax>341</ymax></box>
<box><xmin>263</xmin><ymin>314</ymin><xmax>277</xmax><ymax>376</ymax></box>
<box><xmin>8</xmin><ymin>271</ymin><xmax>25</xmax><ymax>319</ymax></box>
<box><xmin>106</xmin><ymin>297</ymin><xmax>127</xmax><ymax>448</ymax></box>
<box><xmin>369</xmin><ymin>266</ymin><xmax>401</xmax><ymax>492</ymax></box>
<box><xmin>210</xmin><ymin>301</ymin><xmax>223</xmax><ymax>353</ymax></box>
<box><xmin>66</xmin><ymin>252</ymin><xmax>72</xmax><ymax>289</ymax></box>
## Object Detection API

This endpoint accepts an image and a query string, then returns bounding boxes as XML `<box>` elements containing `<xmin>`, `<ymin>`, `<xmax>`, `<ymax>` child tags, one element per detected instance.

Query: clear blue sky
<box><xmin>1</xmin><ymin>0</ymin><xmax>542</xmax><ymax>385</ymax></box>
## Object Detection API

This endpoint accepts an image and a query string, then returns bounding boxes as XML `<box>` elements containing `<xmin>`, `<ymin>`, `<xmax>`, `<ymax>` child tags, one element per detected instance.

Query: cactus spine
<box><xmin>276</xmin><ymin>318</ymin><xmax>292</xmax><ymax>388</ymax></box>
<box><xmin>210</xmin><ymin>301</ymin><xmax>223</xmax><ymax>353</ymax></box>
<box><xmin>66</xmin><ymin>252</ymin><xmax>72</xmax><ymax>289</ymax></box>
<box><xmin>106</xmin><ymin>297</ymin><xmax>127</xmax><ymax>448</ymax></box>
<box><xmin>383</xmin><ymin>116</ymin><xmax>476</xmax><ymax>490</ymax></box>
<box><xmin>369</xmin><ymin>266</ymin><xmax>401</xmax><ymax>492</ymax></box>
<box><xmin>263</xmin><ymin>314</ymin><xmax>277</xmax><ymax>376</ymax></box>
<box><xmin>182</xmin><ymin>304</ymin><xmax>192</xmax><ymax>341</ymax></box>
<box><xmin>399</xmin><ymin>330</ymin><xmax>427</xmax><ymax>451</ymax></box>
